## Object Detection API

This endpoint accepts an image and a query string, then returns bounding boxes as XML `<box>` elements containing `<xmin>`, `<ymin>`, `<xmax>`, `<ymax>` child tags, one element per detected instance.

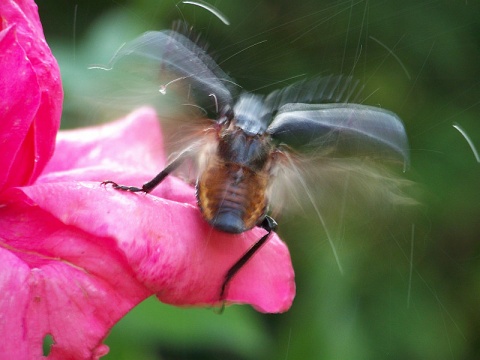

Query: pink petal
<box><xmin>39</xmin><ymin>107</ymin><xmax>196</xmax><ymax>204</ymax></box>
<box><xmin>0</xmin><ymin>0</ymin><xmax>63</xmax><ymax>192</ymax></box>
<box><xmin>41</xmin><ymin>107</ymin><xmax>294</xmax><ymax>311</ymax></box>
<box><xmin>0</xmin><ymin>27</ymin><xmax>40</xmax><ymax>192</ymax></box>
<box><xmin>0</xmin><ymin>107</ymin><xmax>295</xmax><ymax>358</ymax></box>
<box><xmin>0</xmin><ymin>181</ymin><xmax>293</xmax><ymax>357</ymax></box>
<box><xmin>42</xmin><ymin>107</ymin><xmax>166</xmax><ymax>175</ymax></box>
<box><xmin>0</xmin><ymin>199</ymin><xmax>149</xmax><ymax>359</ymax></box>
<box><xmin>11</xmin><ymin>181</ymin><xmax>295</xmax><ymax>312</ymax></box>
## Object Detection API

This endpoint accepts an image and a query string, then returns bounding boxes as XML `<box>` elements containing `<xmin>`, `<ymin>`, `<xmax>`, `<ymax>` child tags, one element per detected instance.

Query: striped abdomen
<box><xmin>196</xmin><ymin>157</ymin><xmax>269</xmax><ymax>234</ymax></box>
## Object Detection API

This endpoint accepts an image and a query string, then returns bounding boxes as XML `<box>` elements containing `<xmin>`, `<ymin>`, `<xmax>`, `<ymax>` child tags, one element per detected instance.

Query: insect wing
<box><xmin>264</xmin><ymin>75</ymin><xmax>363</xmax><ymax>113</ymax></box>
<box><xmin>266</xmin><ymin>151</ymin><xmax>414</xmax><ymax>227</ymax></box>
<box><xmin>105</xmin><ymin>29</ymin><xmax>235</xmax><ymax>113</ymax></box>
<box><xmin>267</xmin><ymin>103</ymin><xmax>409</xmax><ymax>168</ymax></box>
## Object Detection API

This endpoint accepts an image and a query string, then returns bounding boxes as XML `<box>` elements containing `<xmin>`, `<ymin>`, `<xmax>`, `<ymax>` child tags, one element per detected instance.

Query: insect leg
<box><xmin>219</xmin><ymin>216</ymin><xmax>278</xmax><ymax>300</ymax></box>
<box><xmin>101</xmin><ymin>147</ymin><xmax>193</xmax><ymax>193</ymax></box>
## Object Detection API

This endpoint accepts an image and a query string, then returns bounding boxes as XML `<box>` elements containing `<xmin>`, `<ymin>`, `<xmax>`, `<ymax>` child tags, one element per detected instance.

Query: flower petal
<box><xmin>0</xmin><ymin>26</ymin><xmax>41</xmax><ymax>192</ymax></box>
<box><xmin>0</xmin><ymin>199</ymin><xmax>149</xmax><ymax>359</ymax></box>
<box><xmin>42</xmin><ymin>107</ymin><xmax>295</xmax><ymax>311</ymax></box>
<box><xmin>39</xmin><ymin>107</ymin><xmax>196</xmax><ymax>204</ymax></box>
<box><xmin>0</xmin><ymin>180</ymin><xmax>293</xmax><ymax>357</ymax></box>
<box><xmin>0</xmin><ymin>0</ymin><xmax>63</xmax><ymax>192</ymax></box>
<box><xmin>10</xmin><ymin>181</ymin><xmax>295</xmax><ymax>313</ymax></box>
<box><xmin>0</xmin><ymin>107</ymin><xmax>294</xmax><ymax>358</ymax></box>
<box><xmin>42</xmin><ymin>107</ymin><xmax>166</xmax><ymax>175</ymax></box>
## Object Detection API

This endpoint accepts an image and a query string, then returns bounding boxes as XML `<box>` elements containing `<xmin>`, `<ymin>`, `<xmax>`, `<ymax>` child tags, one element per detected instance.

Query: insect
<box><xmin>100</xmin><ymin>22</ymin><xmax>409</xmax><ymax>300</ymax></box>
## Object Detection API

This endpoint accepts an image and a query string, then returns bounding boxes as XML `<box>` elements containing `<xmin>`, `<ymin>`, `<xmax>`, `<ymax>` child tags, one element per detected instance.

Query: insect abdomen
<box><xmin>196</xmin><ymin>159</ymin><xmax>268</xmax><ymax>234</ymax></box>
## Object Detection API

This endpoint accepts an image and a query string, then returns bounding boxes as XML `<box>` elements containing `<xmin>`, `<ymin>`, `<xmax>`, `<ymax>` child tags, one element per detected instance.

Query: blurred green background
<box><xmin>36</xmin><ymin>0</ymin><xmax>480</xmax><ymax>359</ymax></box>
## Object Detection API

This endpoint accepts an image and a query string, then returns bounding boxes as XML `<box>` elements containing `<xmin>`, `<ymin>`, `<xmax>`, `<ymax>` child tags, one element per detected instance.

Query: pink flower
<box><xmin>0</xmin><ymin>0</ymin><xmax>62</xmax><ymax>193</ymax></box>
<box><xmin>0</xmin><ymin>1</ymin><xmax>295</xmax><ymax>359</ymax></box>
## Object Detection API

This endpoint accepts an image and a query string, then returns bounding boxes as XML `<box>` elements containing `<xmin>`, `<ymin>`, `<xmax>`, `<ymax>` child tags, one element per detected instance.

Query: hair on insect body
<box><xmin>100</xmin><ymin>21</ymin><xmax>410</xmax><ymax>301</ymax></box>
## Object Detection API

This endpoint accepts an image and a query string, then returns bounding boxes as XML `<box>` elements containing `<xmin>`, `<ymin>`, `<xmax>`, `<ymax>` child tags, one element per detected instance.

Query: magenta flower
<box><xmin>0</xmin><ymin>0</ymin><xmax>62</xmax><ymax>191</ymax></box>
<box><xmin>0</xmin><ymin>1</ymin><xmax>295</xmax><ymax>359</ymax></box>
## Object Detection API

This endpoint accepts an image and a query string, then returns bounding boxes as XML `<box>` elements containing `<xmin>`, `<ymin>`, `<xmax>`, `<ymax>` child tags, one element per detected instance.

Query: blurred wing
<box><xmin>267</xmin><ymin>152</ymin><xmax>415</xmax><ymax>223</ymax></box>
<box><xmin>267</xmin><ymin>103</ymin><xmax>409</xmax><ymax>169</ymax></box>
<box><xmin>266</xmin><ymin>102</ymin><xmax>413</xmax><ymax>238</ymax></box>
<box><xmin>264</xmin><ymin>75</ymin><xmax>363</xmax><ymax>113</ymax></box>
<box><xmin>104</xmin><ymin>26</ymin><xmax>236</xmax><ymax>114</ymax></box>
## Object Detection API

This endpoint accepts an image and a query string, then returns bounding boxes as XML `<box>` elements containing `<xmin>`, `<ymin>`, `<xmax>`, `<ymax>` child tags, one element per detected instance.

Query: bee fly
<box><xmin>101</xmin><ymin>22</ymin><xmax>409</xmax><ymax>300</ymax></box>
